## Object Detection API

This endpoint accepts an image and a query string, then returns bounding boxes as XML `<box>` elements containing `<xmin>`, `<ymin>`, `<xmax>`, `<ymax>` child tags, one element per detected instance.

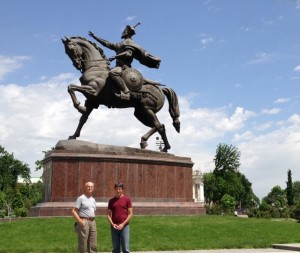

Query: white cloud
<box><xmin>261</xmin><ymin>17</ymin><xmax>274</xmax><ymax>26</ymax></box>
<box><xmin>288</xmin><ymin>114</ymin><xmax>300</xmax><ymax>124</ymax></box>
<box><xmin>253</xmin><ymin>121</ymin><xmax>273</xmax><ymax>132</ymax></box>
<box><xmin>0</xmin><ymin>75</ymin><xmax>300</xmax><ymax>200</ymax></box>
<box><xmin>0</xmin><ymin>55</ymin><xmax>30</xmax><ymax>80</ymax></box>
<box><xmin>261</xmin><ymin>108</ymin><xmax>281</xmax><ymax>115</ymax></box>
<box><xmin>239</xmin><ymin>26</ymin><xmax>255</xmax><ymax>32</ymax></box>
<box><xmin>294</xmin><ymin>65</ymin><xmax>300</xmax><ymax>72</ymax></box>
<box><xmin>246</xmin><ymin>52</ymin><xmax>274</xmax><ymax>65</ymax></box>
<box><xmin>216</xmin><ymin>107</ymin><xmax>255</xmax><ymax>131</ymax></box>
<box><xmin>199</xmin><ymin>33</ymin><xmax>214</xmax><ymax>49</ymax></box>
<box><xmin>233</xmin><ymin>130</ymin><xmax>254</xmax><ymax>142</ymax></box>
<box><xmin>238</xmin><ymin>124</ymin><xmax>300</xmax><ymax>199</ymax></box>
<box><xmin>125</xmin><ymin>16</ymin><xmax>136</xmax><ymax>21</ymax></box>
<box><xmin>274</xmin><ymin>98</ymin><xmax>290</xmax><ymax>104</ymax></box>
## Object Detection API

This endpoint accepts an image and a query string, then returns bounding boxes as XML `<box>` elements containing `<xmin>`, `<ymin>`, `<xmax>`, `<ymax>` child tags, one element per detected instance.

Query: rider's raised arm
<box><xmin>88</xmin><ymin>31</ymin><xmax>116</xmax><ymax>50</ymax></box>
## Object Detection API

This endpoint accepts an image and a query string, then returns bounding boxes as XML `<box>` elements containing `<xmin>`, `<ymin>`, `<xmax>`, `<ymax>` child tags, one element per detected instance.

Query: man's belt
<box><xmin>80</xmin><ymin>217</ymin><xmax>95</xmax><ymax>221</ymax></box>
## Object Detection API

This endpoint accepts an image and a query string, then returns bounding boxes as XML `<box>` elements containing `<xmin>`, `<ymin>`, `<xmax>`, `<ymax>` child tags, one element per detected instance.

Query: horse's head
<box><xmin>62</xmin><ymin>36</ymin><xmax>109</xmax><ymax>72</ymax></box>
<box><xmin>62</xmin><ymin>37</ymin><xmax>84</xmax><ymax>70</ymax></box>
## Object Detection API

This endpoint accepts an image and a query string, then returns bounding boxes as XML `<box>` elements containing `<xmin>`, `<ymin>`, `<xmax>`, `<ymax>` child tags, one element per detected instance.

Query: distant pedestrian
<box><xmin>107</xmin><ymin>182</ymin><xmax>133</xmax><ymax>253</ymax></box>
<box><xmin>72</xmin><ymin>182</ymin><xmax>97</xmax><ymax>253</ymax></box>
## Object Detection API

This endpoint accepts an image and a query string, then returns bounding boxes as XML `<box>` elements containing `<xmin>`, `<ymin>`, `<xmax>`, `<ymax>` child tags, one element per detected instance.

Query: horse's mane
<box><xmin>70</xmin><ymin>36</ymin><xmax>110</xmax><ymax>64</ymax></box>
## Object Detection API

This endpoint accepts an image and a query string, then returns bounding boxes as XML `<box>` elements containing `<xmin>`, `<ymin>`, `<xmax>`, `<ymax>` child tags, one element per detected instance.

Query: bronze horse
<box><xmin>62</xmin><ymin>36</ymin><xmax>180</xmax><ymax>152</ymax></box>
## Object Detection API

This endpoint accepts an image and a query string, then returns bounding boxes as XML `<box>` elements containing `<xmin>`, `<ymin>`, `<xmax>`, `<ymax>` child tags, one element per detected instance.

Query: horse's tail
<box><xmin>162</xmin><ymin>88</ymin><xmax>180</xmax><ymax>133</ymax></box>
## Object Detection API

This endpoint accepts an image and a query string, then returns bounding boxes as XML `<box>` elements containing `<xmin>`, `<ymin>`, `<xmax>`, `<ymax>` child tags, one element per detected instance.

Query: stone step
<box><xmin>273</xmin><ymin>244</ymin><xmax>300</xmax><ymax>252</ymax></box>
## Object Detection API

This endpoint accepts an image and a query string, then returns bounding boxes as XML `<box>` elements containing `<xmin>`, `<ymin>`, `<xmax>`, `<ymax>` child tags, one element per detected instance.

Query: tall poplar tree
<box><xmin>286</xmin><ymin>169</ymin><xmax>294</xmax><ymax>206</ymax></box>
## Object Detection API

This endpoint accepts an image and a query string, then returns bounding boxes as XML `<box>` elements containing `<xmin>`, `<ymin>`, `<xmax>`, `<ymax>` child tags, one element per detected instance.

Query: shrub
<box><xmin>14</xmin><ymin>207</ymin><xmax>29</xmax><ymax>217</ymax></box>
<box><xmin>206</xmin><ymin>204</ymin><xmax>223</xmax><ymax>215</ymax></box>
<box><xmin>291</xmin><ymin>206</ymin><xmax>300</xmax><ymax>222</ymax></box>
<box><xmin>0</xmin><ymin>209</ymin><xmax>5</xmax><ymax>218</ymax></box>
<box><xmin>221</xmin><ymin>194</ymin><xmax>236</xmax><ymax>215</ymax></box>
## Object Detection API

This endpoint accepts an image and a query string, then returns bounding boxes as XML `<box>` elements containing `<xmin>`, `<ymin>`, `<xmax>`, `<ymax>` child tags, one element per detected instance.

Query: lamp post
<box><xmin>155</xmin><ymin>136</ymin><xmax>164</xmax><ymax>151</ymax></box>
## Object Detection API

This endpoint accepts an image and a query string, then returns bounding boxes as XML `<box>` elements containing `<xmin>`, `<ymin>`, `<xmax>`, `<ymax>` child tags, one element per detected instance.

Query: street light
<box><xmin>155</xmin><ymin>136</ymin><xmax>164</xmax><ymax>151</ymax></box>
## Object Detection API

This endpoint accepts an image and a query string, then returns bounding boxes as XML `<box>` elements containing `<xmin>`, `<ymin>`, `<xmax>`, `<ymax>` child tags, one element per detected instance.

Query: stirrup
<box><xmin>115</xmin><ymin>91</ymin><xmax>130</xmax><ymax>100</ymax></box>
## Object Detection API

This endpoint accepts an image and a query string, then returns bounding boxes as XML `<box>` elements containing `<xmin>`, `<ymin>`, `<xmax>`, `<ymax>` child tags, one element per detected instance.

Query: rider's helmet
<box><xmin>121</xmin><ymin>23</ymin><xmax>140</xmax><ymax>39</ymax></box>
<box><xmin>121</xmin><ymin>25</ymin><xmax>136</xmax><ymax>39</ymax></box>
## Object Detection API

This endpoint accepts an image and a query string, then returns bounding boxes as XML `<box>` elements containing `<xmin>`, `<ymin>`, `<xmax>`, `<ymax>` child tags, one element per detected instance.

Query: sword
<box><xmin>134</xmin><ymin>22</ymin><xmax>141</xmax><ymax>28</ymax></box>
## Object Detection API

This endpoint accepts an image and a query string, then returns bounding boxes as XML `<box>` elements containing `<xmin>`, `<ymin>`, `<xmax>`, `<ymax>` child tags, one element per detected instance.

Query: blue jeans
<box><xmin>111</xmin><ymin>224</ymin><xmax>130</xmax><ymax>253</ymax></box>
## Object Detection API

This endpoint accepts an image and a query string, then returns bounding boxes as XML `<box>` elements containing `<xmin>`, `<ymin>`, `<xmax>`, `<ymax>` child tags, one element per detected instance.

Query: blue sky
<box><xmin>1</xmin><ymin>0</ymin><xmax>300</xmax><ymax>199</ymax></box>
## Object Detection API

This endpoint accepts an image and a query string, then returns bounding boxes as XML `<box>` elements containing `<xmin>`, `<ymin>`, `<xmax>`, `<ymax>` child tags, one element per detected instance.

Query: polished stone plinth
<box><xmin>30</xmin><ymin>140</ymin><xmax>205</xmax><ymax>216</ymax></box>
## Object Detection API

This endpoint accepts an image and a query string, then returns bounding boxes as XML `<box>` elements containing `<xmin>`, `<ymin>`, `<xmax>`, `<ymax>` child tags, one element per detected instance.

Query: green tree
<box><xmin>218</xmin><ymin>171</ymin><xmax>244</xmax><ymax>205</ymax></box>
<box><xmin>203</xmin><ymin>172</ymin><xmax>217</xmax><ymax>205</ymax></box>
<box><xmin>286</xmin><ymin>169</ymin><xmax>294</xmax><ymax>206</ymax></box>
<box><xmin>205</xmin><ymin>143</ymin><xmax>258</xmax><ymax>212</ymax></box>
<box><xmin>0</xmin><ymin>146</ymin><xmax>30</xmax><ymax>192</ymax></box>
<box><xmin>237</xmin><ymin>172</ymin><xmax>259</xmax><ymax>208</ymax></box>
<box><xmin>0</xmin><ymin>145</ymin><xmax>43</xmax><ymax>217</ymax></box>
<box><xmin>293</xmin><ymin>181</ymin><xmax>300</xmax><ymax>203</ymax></box>
<box><xmin>291</xmin><ymin>197</ymin><xmax>300</xmax><ymax>222</ymax></box>
<box><xmin>18</xmin><ymin>181</ymin><xmax>43</xmax><ymax>209</ymax></box>
<box><xmin>35</xmin><ymin>148</ymin><xmax>54</xmax><ymax>171</ymax></box>
<box><xmin>264</xmin><ymin>185</ymin><xmax>286</xmax><ymax>208</ymax></box>
<box><xmin>214</xmin><ymin>143</ymin><xmax>241</xmax><ymax>176</ymax></box>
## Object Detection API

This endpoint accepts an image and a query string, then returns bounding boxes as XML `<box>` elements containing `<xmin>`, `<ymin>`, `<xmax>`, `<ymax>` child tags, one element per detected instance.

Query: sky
<box><xmin>1</xmin><ymin>0</ymin><xmax>300</xmax><ymax>200</ymax></box>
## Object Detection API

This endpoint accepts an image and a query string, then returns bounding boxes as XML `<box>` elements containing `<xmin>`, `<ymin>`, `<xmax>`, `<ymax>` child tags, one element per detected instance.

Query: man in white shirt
<box><xmin>72</xmin><ymin>182</ymin><xmax>97</xmax><ymax>253</ymax></box>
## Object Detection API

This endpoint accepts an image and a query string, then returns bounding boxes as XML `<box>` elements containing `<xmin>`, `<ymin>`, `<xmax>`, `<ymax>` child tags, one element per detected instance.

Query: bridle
<box><xmin>68</xmin><ymin>41</ymin><xmax>109</xmax><ymax>73</ymax></box>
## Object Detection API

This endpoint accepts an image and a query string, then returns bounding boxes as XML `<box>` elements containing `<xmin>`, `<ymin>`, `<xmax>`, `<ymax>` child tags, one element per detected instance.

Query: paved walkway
<box><xmin>129</xmin><ymin>244</ymin><xmax>300</xmax><ymax>253</ymax></box>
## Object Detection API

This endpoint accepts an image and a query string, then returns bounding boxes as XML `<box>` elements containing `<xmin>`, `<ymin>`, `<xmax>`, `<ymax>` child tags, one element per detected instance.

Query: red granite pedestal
<box><xmin>30</xmin><ymin>140</ymin><xmax>205</xmax><ymax>216</ymax></box>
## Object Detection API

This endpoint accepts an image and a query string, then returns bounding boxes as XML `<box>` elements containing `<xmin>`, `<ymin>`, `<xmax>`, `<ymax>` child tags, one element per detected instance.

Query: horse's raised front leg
<box><xmin>68</xmin><ymin>84</ymin><xmax>86</xmax><ymax>114</ymax></box>
<box><xmin>68</xmin><ymin>106</ymin><xmax>94</xmax><ymax>140</ymax></box>
<box><xmin>68</xmin><ymin>84</ymin><xmax>98</xmax><ymax>114</ymax></box>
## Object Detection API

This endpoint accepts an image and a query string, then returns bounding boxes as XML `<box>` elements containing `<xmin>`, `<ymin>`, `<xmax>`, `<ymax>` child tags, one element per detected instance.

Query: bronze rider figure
<box><xmin>89</xmin><ymin>23</ymin><xmax>161</xmax><ymax>101</ymax></box>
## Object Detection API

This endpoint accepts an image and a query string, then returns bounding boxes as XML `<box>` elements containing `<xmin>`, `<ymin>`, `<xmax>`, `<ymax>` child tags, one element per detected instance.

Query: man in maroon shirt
<box><xmin>107</xmin><ymin>182</ymin><xmax>133</xmax><ymax>253</ymax></box>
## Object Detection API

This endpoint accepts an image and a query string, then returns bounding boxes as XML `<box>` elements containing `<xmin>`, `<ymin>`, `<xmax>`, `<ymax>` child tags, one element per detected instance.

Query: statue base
<box><xmin>30</xmin><ymin>140</ymin><xmax>205</xmax><ymax>216</ymax></box>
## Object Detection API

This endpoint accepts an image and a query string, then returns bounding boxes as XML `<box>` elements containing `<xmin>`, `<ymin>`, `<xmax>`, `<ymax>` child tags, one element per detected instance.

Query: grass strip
<box><xmin>0</xmin><ymin>215</ymin><xmax>299</xmax><ymax>253</ymax></box>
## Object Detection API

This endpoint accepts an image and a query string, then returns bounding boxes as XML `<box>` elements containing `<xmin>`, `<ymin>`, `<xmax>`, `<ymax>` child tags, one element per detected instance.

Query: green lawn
<box><xmin>0</xmin><ymin>215</ymin><xmax>299</xmax><ymax>253</ymax></box>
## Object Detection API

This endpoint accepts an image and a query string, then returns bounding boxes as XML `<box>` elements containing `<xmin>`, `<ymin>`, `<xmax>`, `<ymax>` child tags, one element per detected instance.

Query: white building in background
<box><xmin>193</xmin><ymin>170</ymin><xmax>204</xmax><ymax>203</ymax></box>
<box><xmin>17</xmin><ymin>177</ymin><xmax>42</xmax><ymax>184</ymax></box>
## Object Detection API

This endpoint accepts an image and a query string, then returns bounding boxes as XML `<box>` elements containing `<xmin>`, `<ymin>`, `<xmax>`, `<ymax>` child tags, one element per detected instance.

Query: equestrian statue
<box><xmin>62</xmin><ymin>23</ymin><xmax>180</xmax><ymax>152</ymax></box>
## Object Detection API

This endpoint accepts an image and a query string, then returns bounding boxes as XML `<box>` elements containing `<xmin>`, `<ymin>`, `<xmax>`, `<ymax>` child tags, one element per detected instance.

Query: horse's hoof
<box><xmin>160</xmin><ymin>145</ymin><xmax>170</xmax><ymax>152</ymax></box>
<box><xmin>68</xmin><ymin>136</ymin><xmax>77</xmax><ymax>140</ymax></box>
<box><xmin>140</xmin><ymin>141</ymin><xmax>148</xmax><ymax>149</ymax></box>
<box><xmin>77</xmin><ymin>105</ymin><xmax>87</xmax><ymax>114</ymax></box>
<box><xmin>173</xmin><ymin>119</ymin><xmax>180</xmax><ymax>133</ymax></box>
